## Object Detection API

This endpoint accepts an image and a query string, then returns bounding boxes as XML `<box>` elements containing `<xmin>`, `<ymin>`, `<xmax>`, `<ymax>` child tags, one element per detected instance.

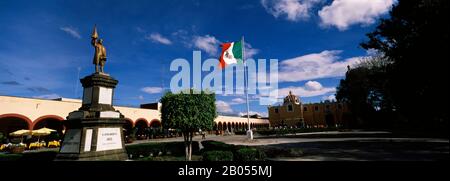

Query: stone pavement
<box><xmin>127</xmin><ymin>131</ymin><xmax>449</xmax><ymax>161</ymax></box>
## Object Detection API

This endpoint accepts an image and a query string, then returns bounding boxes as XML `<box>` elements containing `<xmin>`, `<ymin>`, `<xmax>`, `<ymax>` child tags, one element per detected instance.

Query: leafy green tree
<box><xmin>160</xmin><ymin>89</ymin><xmax>217</xmax><ymax>161</ymax></box>
<box><xmin>361</xmin><ymin>0</ymin><xmax>449</xmax><ymax>131</ymax></box>
<box><xmin>336</xmin><ymin>56</ymin><xmax>393</xmax><ymax>128</ymax></box>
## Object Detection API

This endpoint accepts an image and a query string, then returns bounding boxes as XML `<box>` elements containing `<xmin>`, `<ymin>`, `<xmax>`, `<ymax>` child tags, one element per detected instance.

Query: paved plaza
<box><xmin>129</xmin><ymin>131</ymin><xmax>449</xmax><ymax>161</ymax></box>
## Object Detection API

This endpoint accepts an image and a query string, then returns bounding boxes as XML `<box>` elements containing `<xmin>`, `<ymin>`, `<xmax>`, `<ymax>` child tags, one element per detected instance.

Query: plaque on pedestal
<box><xmin>57</xmin><ymin>73</ymin><xmax>128</xmax><ymax>160</ymax></box>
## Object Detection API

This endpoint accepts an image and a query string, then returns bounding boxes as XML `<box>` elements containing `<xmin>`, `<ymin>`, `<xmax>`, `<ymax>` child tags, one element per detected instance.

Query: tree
<box><xmin>336</xmin><ymin>56</ymin><xmax>393</xmax><ymax>128</ymax></box>
<box><xmin>160</xmin><ymin>89</ymin><xmax>217</xmax><ymax>161</ymax></box>
<box><xmin>361</xmin><ymin>0</ymin><xmax>449</xmax><ymax>131</ymax></box>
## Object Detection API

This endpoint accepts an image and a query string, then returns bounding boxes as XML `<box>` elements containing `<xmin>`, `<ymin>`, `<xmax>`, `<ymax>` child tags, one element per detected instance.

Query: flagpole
<box><xmin>243</xmin><ymin>36</ymin><xmax>253</xmax><ymax>140</ymax></box>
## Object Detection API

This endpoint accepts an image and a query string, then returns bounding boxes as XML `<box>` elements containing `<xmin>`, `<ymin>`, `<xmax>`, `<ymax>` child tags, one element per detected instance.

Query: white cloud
<box><xmin>230</xmin><ymin>98</ymin><xmax>246</xmax><ymax>105</ymax></box>
<box><xmin>138</xmin><ymin>95</ymin><xmax>144</xmax><ymax>100</ymax></box>
<box><xmin>322</xmin><ymin>94</ymin><xmax>336</xmax><ymax>101</ymax></box>
<box><xmin>276</xmin><ymin>85</ymin><xmax>335</xmax><ymax>98</ymax></box>
<box><xmin>193</xmin><ymin>35</ymin><xmax>221</xmax><ymax>56</ymax></box>
<box><xmin>366</xmin><ymin>48</ymin><xmax>381</xmax><ymax>56</ymax></box>
<box><xmin>245</xmin><ymin>43</ymin><xmax>259</xmax><ymax>59</ymax></box>
<box><xmin>238</xmin><ymin>111</ymin><xmax>268</xmax><ymax>117</ymax></box>
<box><xmin>278</xmin><ymin>50</ymin><xmax>361</xmax><ymax>82</ymax></box>
<box><xmin>216</xmin><ymin>100</ymin><xmax>233</xmax><ymax>113</ymax></box>
<box><xmin>261</xmin><ymin>0</ymin><xmax>323</xmax><ymax>21</ymax></box>
<box><xmin>131</xmin><ymin>95</ymin><xmax>145</xmax><ymax>100</ymax></box>
<box><xmin>141</xmin><ymin>87</ymin><xmax>163</xmax><ymax>94</ymax></box>
<box><xmin>266</xmin><ymin>81</ymin><xmax>335</xmax><ymax>102</ymax></box>
<box><xmin>304</xmin><ymin>80</ymin><xmax>323</xmax><ymax>91</ymax></box>
<box><xmin>146</xmin><ymin>33</ymin><xmax>172</xmax><ymax>45</ymax></box>
<box><xmin>33</xmin><ymin>94</ymin><xmax>61</xmax><ymax>99</ymax></box>
<box><xmin>318</xmin><ymin>0</ymin><xmax>394</xmax><ymax>30</ymax></box>
<box><xmin>60</xmin><ymin>26</ymin><xmax>81</xmax><ymax>39</ymax></box>
<box><xmin>136</xmin><ymin>27</ymin><xmax>146</xmax><ymax>33</ymax></box>
<box><xmin>186</xmin><ymin>34</ymin><xmax>259</xmax><ymax>58</ymax></box>
<box><xmin>172</xmin><ymin>29</ymin><xmax>189</xmax><ymax>37</ymax></box>
<box><xmin>171</xmin><ymin>29</ymin><xmax>192</xmax><ymax>47</ymax></box>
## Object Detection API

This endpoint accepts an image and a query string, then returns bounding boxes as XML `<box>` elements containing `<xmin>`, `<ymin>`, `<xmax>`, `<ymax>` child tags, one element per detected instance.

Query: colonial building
<box><xmin>0</xmin><ymin>95</ymin><xmax>269</xmax><ymax>137</ymax></box>
<box><xmin>268</xmin><ymin>91</ymin><xmax>351</xmax><ymax>128</ymax></box>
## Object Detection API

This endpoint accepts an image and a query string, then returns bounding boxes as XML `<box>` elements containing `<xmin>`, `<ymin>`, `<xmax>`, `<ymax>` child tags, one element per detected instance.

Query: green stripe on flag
<box><xmin>232</xmin><ymin>41</ymin><xmax>243</xmax><ymax>64</ymax></box>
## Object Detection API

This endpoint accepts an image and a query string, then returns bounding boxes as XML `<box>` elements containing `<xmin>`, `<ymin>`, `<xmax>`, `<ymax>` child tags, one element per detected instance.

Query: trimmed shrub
<box><xmin>202</xmin><ymin>151</ymin><xmax>233</xmax><ymax>161</ymax></box>
<box><xmin>235</xmin><ymin>147</ymin><xmax>266</xmax><ymax>161</ymax></box>
<box><xmin>254</xmin><ymin>129</ymin><xmax>276</xmax><ymax>136</ymax></box>
<box><xmin>21</xmin><ymin>151</ymin><xmax>58</xmax><ymax>161</ymax></box>
<box><xmin>0</xmin><ymin>151</ymin><xmax>60</xmax><ymax>161</ymax></box>
<box><xmin>163</xmin><ymin>141</ymin><xmax>200</xmax><ymax>156</ymax></box>
<box><xmin>126</xmin><ymin>141</ymin><xmax>200</xmax><ymax>158</ymax></box>
<box><xmin>234</xmin><ymin>131</ymin><xmax>246</xmax><ymax>135</ymax></box>
<box><xmin>201</xmin><ymin>141</ymin><xmax>235</xmax><ymax>152</ymax></box>
<box><xmin>0</xmin><ymin>153</ymin><xmax>22</xmax><ymax>161</ymax></box>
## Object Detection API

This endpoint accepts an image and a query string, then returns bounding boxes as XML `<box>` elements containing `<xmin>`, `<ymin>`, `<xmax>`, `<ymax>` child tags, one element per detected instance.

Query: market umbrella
<box><xmin>32</xmin><ymin>127</ymin><xmax>56</xmax><ymax>142</ymax></box>
<box><xmin>34</xmin><ymin>127</ymin><xmax>57</xmax><ymax>133</ymax></box>
<box><xmin>9</xmin><ymin>129</ymin><xmax>31</xmax><ymax>143</ymax></box>
<box><xmin>9</xmin><ymin>129</ymin><xmax>31</xmax><ymax>136</ymax></box>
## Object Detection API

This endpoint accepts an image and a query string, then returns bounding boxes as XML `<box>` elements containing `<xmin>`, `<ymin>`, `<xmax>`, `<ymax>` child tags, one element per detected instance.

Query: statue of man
<box><xmin>91</xmin><ymin>26</ymin><xmax>107</xmax><ymax>73</ymax></box>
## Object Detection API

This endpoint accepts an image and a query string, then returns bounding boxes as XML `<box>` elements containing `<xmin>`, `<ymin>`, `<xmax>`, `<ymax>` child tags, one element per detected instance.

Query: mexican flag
<box><xmin>219</xmin><ymin>40</ymin><xmax>243</xmax><ymax>68</ymax></box>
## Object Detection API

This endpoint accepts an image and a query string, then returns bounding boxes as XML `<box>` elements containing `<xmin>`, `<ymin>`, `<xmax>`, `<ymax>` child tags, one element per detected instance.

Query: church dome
<box><xmin>283</xmin><ymin>91</ymin><xmax>301</xmax><ymax>105</ymax></box>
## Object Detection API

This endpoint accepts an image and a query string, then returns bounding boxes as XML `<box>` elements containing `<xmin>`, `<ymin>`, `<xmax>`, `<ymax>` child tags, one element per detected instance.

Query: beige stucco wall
<box><xmin>268</xmin><ymin>103</ymin><xmax>303</xmax><ymax>126</ymax></box>
<box><xmin>0</xmin><ymin>96</ymin><xmax>269</xmax><ymax>126</ymax></box>
<box><xmin>0</xmin><ymin>96</ymin><xmax>160</xmax><ymax>123</ymax></box>
<box><xmin>215</xmin><ymin>115</ymin><xmax>269</xmax><ymax>125</ymax></box>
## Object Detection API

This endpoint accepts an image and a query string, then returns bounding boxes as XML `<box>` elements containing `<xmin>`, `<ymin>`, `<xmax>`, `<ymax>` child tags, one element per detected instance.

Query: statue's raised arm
<box><xmin>91</xmin><ymin>25</ymin><xmax>107</xmax><ymax>73</ymax></box>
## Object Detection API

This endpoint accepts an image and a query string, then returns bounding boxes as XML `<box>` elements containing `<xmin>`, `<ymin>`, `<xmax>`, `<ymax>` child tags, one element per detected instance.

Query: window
<box><xmin>314</xmin><ymin>106</ymin><xmax>319</xmax><ymax>111</ymax></box>
<box><xmin>338</xmin><ymin>104</ymin><xmax>342</xmax><ymax>109</ymax></box>
<box><xmin>274</xmin><ymin>108</ymin><xmax>279</xmax><ymax>113</ymax></box>
<box><xmin>303</xmin><ymin>107</ymin><xmax>307</xmax><ymax>112</ymax></box>
<box><xmin>287</xmin><ymin>104</ymin><xmax>293</xmax><ymax>112</ymax></box>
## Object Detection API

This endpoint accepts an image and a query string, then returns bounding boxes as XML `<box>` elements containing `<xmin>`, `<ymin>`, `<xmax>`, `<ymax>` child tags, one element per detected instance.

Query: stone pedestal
<box><xmin>56</xmin><ymin>73</ymin><xmax>128</xmax><ymax>161</ymax></box>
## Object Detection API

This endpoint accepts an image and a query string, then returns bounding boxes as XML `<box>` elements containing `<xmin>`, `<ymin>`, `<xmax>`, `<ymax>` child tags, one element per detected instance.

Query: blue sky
<box><xmin>0</xmin><ymin>0</ymin><xmax>395</xmax><ymax>117</ymax></box>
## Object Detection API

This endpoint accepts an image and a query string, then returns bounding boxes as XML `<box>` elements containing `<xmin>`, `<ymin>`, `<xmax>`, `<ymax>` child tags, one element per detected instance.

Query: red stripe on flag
<box><xmin>219</xmin><ymin>43</ymin><xmax>232</xmax><ymax>69</ymax></box>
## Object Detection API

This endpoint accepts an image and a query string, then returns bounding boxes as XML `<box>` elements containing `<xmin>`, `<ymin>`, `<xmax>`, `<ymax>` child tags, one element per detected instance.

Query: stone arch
<box><xmin>218</xmin><ymin>122</ymin><xmax>223</xmax><ymax>131</ymax></box>
<box><xmin>0</xmin><ymin>114</ymin><xmax>33</xmax><ymax>136</ymax></box>
<box><xmin>134</xmin><ymin>118</ymin><xmax>149</xmax><ymax>139</ymax></box>
<box><xmin>32</xmin><ymin>115</ymin><xmax>65</xmax><ymax>139</ymax></box>
<box><xmin>135</xmin><ymin>118</ymin><xmax>149</xmax><ymax>127</ymax></box>
<box><xmin>147</xmin><ymin>119</ymin><xmax>162</xmax><ymax>139</ymax></box>
<box><xmin>32</xmin><ymin>115</ymin><xmax>64</xmax><ymax>128</ymax></box>
<box><xmin>123</xmin><ymin>118</ymin><xmax>134</xmax><ymax>136</ymax></box>
<box><xmin>124</xmin><ymin>118</ymin><xmax>134</xmax><ymax>127</ymax></box>
<box><xmin>149</xmin><ymin>119</ymin><xmax>162</xmax><ymax>128</ymax></box>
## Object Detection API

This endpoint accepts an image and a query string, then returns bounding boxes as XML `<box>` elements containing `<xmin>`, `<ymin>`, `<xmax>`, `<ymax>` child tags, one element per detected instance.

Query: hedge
<box><xmin>202</xmin><ymin>151</ymin><xmax>233</xmax><ymax>161</ymax></box>
<box><xmin>126</xmin><ymin>141</ymin><xmax>200</xmax><ymax>158</ymax></box>
<box><xmin>201</xmin><ymin>141</ymin><xmax>267</xmax><ymax>161</ymax></box>
<box><xmin>201</xmin><ymin>140</ymin><xmax>235</xmax><ymax>152</ymax></box>
<box><xmin>234</xmin><ymin>147</ymin><xmax>266</xmax><ymax>161</ymax></box>
<box><xmin>0</xmin><ymin>151</ymin><xmax>58</xmax><ymax>161</ymax></box>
